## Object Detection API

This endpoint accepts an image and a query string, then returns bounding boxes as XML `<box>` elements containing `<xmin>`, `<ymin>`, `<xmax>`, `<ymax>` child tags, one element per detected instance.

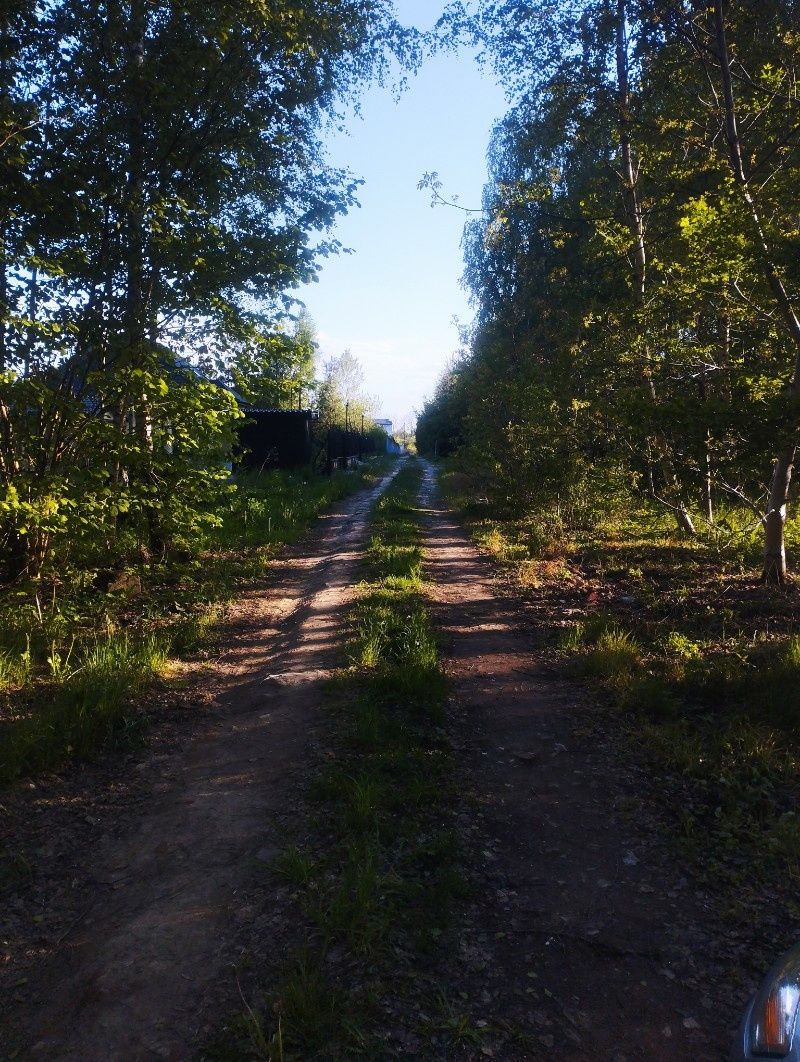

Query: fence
<box><xmin>237</xmin><ymin>409</ymin><xmax>314</xmax><ymax>471</ymax></box>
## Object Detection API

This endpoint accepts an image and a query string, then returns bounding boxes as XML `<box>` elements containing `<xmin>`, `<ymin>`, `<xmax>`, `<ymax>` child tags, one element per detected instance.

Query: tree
<box><xmin>317</xmin><ymin>349</ymin><xmax>378</xmax><ymax>430</ymax></box>
<box><xmin>232</xmin><ymin>312</ymin><xmax>317</xmax><ymax>410</ymax></box>
<box><xmin>432</xmin><ymin>0</ymin><xmax>800</xmax><ymax>578</ymax></box>
<box><xmin>0</xmin><ymin>1</ymin><xmax>417</xmax><ymax>579</ymax></box>
<box><xmin>690</xmin><ymin>0</ymin><xmax>800</xmax><ymax>582</ymax></box>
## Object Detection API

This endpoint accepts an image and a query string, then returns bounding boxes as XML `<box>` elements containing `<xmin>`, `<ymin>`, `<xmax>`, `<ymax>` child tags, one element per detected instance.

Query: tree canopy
<box><xmin>420</xmin><ymin>0</ymin><xmax>800</xmax><ymax>581</ymax></box>
<box><xmin>0</xmin><ymin>0</ymin><xmax>416</xmax><ymax>580</ymax></box>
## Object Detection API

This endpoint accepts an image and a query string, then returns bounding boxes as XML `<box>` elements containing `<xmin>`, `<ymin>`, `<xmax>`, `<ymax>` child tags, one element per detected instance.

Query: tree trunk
<box><xmin>0</xmin><ymin>221</ymin><xmax>7</xmax><ymax>374</ymax></box>
<box><xmin>125</xmin><ymin>0</ymin><xmax>146</xmax><ymax>362</ymax></box>
<box><xmin>703</xmin><ymin>435</ymin><xmax>714</xmax><ymax>525</ymax></box>
<box><xmin>712</xmin><ymin>0</ymin><xmax>800</xmax><ymax>581</ymax></box>
<box><xmin>763</xmin><ymin>446</ymin><xmax>794</xmax><ymax>584</ymax></box>
<box><xmin>124</xmin><ymin>1</ymin><xmax>164</xmax><ymax>558</ymax></box>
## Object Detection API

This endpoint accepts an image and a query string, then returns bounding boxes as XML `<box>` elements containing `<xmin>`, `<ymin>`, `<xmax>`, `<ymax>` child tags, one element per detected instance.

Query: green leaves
<box><xmin>422</xmin><ymin>0</ymin><xmax>800</xmax><ymax>571</ymax></box>
<box><xmin>0</xmin><ymin>0</ymin><xmax>412</xmax><ymax>582</ymax></box>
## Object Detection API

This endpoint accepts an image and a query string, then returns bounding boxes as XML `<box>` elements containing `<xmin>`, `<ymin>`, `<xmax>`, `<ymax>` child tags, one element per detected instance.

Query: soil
<box><xmin>418</xmin><ymin>460</ymin><xmax>735</xmax><ymax>1060</ymax></box>
<box><xmin>1</xmin><ymin>460</ymin><xmax>750</xmax><ymax>1059</ymax></box>
<box><xmin>1</xmin><ymin>469</ymin><xmax>397</xmax><ymax>1060</ymax></box>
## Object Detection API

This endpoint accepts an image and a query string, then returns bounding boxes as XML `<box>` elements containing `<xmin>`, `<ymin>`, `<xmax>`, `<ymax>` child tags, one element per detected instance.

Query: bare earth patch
<box><xmin>420</xmin><ymin>461</ymin><xmax>731</xmax><ymax>1059</ymax></box>
<box><xmin>1</xmin><ymin>470</ymin><xmax>396</xmax><ymax>1060</ymax></box>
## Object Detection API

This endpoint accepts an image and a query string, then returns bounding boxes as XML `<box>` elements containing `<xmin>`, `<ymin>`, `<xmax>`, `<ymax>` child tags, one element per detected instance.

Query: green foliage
<box><xmin>0</xmin><ymin>460</ymin><xmax>391</xmax><ymax>782</ymax></box>
<box><xmin>232</xmin><ymin>313</ymin><xmax>317</xmax><ymax>411</ymax></box>
<box><xmin>1</xmin><ymin>360</ymin><xmax>242</xmax><ymax>578</ymax></box>
<box><xmin>663</xmin><ymin>632</ymin><xmax>703</xmax><ymax>662</ymax></box>
<box><xmin>425</xmin><ymin>0</ymin><xmax>800</xmax><ymax>576</ymax></box>
<box><xmin>0</xmin><ymin>632</ymin><xmax>169</xmax><ymax>783</ymax></box>
<box><xmin>0</xmin><ymin>1</ymin><xmax>417</xmax><ymax>586</ymax></box>
<box><xmin>580</xmin><ymin>628</ymin><xmax>642</xmax><ymax>681</ymax></box>
<box><xmin>315</xmin><ymin>349</ymin><xmax>379</xmax><ymax>433</ymax></box>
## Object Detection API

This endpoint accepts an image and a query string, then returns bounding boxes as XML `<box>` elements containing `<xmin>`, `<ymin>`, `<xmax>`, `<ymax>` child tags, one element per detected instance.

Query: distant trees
<box><xmin>415</xmin><ymin>356</ymin><xmax>470</xmax><ymax>459</ymax></box>
<box><xmin>0</xmin><ymin>1</ymin><xmax>414</xmax><ymax>581</ymax></box>
<box><xmin>422</xmin><ymin>0</ymin><xmax>800</xmax><ymax>581</ymax></box>
<box><xmin>232</xmin><ymin>313</ymin><xmax>318</xmax><ymax>411</ymax></box>
<box><xmin>317</xmin><ymin>349</ymin><xmax>379</xmax><ymax>432</ymax></box>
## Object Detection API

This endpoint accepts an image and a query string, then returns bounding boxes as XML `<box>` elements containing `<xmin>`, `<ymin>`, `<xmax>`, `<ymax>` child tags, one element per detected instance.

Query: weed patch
<box><xmin>579</xmin><ymin>627</ymin><xmax>642</xmax><ymax>681</ymax></box>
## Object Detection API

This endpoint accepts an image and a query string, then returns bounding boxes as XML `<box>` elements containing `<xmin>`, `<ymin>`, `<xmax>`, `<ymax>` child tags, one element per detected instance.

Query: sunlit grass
<box><xmin>580</xmin><ymin>627</ymin><xmax>643</xmax><ymax>681</ymax></box>
<box><xmin>0</xmin><ymin>458</ymin><xmax>396</xmax><ymax>783</ymax></box>
<box><xmin>0</xmin><ymin>646</ymin><xmax>32</xmax><ymax>692</ymax></box>
<box><xmin>1</xmin><ymin>631</ymin><xmax>170</xmax><ymax>783</ymax></box>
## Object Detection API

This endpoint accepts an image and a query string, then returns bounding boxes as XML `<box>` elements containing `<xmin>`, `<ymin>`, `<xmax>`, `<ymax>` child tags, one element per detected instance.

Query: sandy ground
<box><xmin>419</xmin><ymin>460</ymin><xmax>731</xmax><ymax>1060</ymax></box>
<box><xmin>1</xmin><ymin>469</ymin><xmax>396</xmax><ymax>1060</ymax></box>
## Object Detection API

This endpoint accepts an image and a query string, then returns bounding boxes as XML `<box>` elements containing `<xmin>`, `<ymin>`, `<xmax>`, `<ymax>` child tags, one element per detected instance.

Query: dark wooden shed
<box><xmin>237</xmin><ymin>409</ymin><xmax>314</xmax><ymax>470</ymax></box>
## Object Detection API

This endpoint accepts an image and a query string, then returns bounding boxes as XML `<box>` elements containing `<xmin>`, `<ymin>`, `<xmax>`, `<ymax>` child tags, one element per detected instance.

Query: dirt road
<box><xmin>3</xmin><ymin>460</ymin><xmax>742</xmax><ymax>1059</ymax></box>
<box><xmin>2</xmin><ymin>469</ymin><xmax>397</xmax><ymax>1060</ymax></box>
<box><xmin>419</xmin><ymin>461</ymin><xmax>731</xmax><ymax>1060</ymax></box>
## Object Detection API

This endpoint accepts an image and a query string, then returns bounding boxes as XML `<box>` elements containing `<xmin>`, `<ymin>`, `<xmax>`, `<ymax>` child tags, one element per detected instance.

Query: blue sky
<box><xmin>297</xmin><ymin>1</ymin><xmax>507</xmax><ymax>431</ymax></box>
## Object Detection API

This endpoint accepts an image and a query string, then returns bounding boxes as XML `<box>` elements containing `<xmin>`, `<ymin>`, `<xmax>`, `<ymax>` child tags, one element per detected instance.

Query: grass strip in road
<box><xmin>212</xmin><ymin>461</ymin><xmax>467</xmax><ymax>1059</ymax></box>
<box><xmin>0</xmin><ymin>459</ymin><xmax>393</xmax><ymax>784</ymax></box>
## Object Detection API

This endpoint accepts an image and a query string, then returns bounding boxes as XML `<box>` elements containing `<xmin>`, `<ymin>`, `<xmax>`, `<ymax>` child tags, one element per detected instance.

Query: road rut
<box><xmin>420</xmin><ymin>460</ymin><xmax>728</xmax><ymax>1060</ymax></box>
<box><xmin>4</xmin><ymin>469</ymin><xmax>397</xmax><ymax>1061</ymax></box>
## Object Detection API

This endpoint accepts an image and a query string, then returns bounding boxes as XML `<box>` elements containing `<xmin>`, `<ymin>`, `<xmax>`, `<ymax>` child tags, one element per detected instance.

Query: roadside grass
<box><xmin>212</xmin><ymin>461</ymin><xmax>471</xmax><ymax>1059</ymax></box>
<box><xmin>2</xmin><ymin>633</ymin><xmax>170</xmax><ymax>781</ymax></box>
<box><xmin>438</xmin><ymin>460</ymin><xmax>800</xmax><ymax>946</ymax></box>
<box><xmin>0</xmin><ymin>459</ymin><xmax>393</xmax><ymax>784</ymax></box>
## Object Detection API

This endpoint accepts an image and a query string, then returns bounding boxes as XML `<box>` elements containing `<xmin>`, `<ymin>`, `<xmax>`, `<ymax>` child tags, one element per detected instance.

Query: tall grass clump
<box><xmin>0</xmin><ymin>632</ymin><xmax>169</xmax><ymax>782</ymax></box>
<box><xmin>580</xmin><ymin>627</ymin><xmax>643</xmax><ymax>681</ymax></box>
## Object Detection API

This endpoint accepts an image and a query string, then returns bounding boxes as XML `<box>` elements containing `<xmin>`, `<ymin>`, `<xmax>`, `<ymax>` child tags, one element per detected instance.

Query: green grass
<box><xmin>218</xmin><ymin>460</ymin><xmax>464</xmax><ymax>1058</ymax></box>
<box><xmin>0</xmin><ymin>631</ymin><xmax>170</xmax><ymax>782</ymax></box>
<box><xmin>0</xmin><ymin>459</ymin><xmax>394</xmax><ymax>784</ymax></box>
<box><xmin>579</xmin><ymin>627</ymin><xmax>643</xmax><ymax>681</ymax></box>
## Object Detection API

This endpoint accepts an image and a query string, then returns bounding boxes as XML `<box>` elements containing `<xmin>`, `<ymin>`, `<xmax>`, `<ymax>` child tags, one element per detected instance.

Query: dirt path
<box><xmin>419</xmin><ymin>461</ymin><xmax>731</xmax><ymax>1060</ymax></box>
<box><xmin>2</xmin><ymin>469</ymin><xmax>397</xmax><ymax>1060</ymax></box>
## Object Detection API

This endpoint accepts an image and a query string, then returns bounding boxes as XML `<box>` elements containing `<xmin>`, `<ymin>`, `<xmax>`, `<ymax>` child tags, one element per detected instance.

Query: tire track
<box><xmin>6</xmin><ymin>467</ymin><xmax>399</xmax><ymax>1061</ymax></box>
